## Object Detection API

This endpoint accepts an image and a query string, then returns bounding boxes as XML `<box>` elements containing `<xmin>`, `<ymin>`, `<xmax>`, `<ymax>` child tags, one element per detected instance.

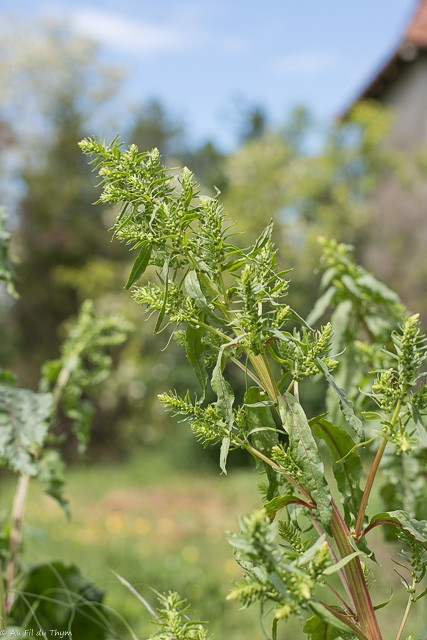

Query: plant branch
<box><xmin>331</xmin><ymin>501</ymin><xmax>382</xmax><ymax>640</ymax></box>
<box><xmin>354</xmin><ymin>437</ymin><xmax>387</xmax><ymax>540</ymax></box>
<box><xmin>5</xmin><ymin>472</ymin><xmax>30</xmax><ymax>613</ymax></box>
<box><xmin>394</xmin><ymin>579</ymin><xmax>415</xmax><ymax>640</ymax></box>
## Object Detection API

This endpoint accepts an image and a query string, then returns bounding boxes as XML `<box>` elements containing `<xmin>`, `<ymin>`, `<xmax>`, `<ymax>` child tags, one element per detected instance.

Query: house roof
<box><xmin>353</xmin><ymin>0</ymin><xmax>427</xmax><ymax>103</ymax></box>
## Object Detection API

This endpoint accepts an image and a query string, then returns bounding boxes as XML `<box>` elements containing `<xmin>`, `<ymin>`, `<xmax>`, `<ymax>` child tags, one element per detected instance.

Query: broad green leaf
<box><xmin>184</xmin><ymin>269</ymin><xmax>208</xmax><ymax>307</ymax></box>
<box><xmin>309</xmin><ymin>602</ymin><xmax>366</xmax><ymax>640</ymax></box>
<box><xmin>36</xmin><ymin>449</ymin><xmax>70</xmax><ymax>517</ymax></box>
<box><xmin>303</xmin><ymin>614</ymin><xmax>341</xmax><ymax>640</ymax></box>
<box><xmin>409</xmin><ymin>406</ymin><xmax>427</xmax><ymax>448</ymax></box>
<box><xmin>184</xmin><ymin>323</ymin><xmax>207</xmax><ymax>400</ymax></box>
<box><xmin>311</xmin><ymin>417</ymin><xmax>363</xmax><ymax>524</ymax></box>
<box><xmin>0</xmin><ymin>207</ymin><xmax>18</xmax><ymax>298</ymax></box>
<box><xmin>367</xmin><ymin>511</ymin><xmax>427</xmax><ymax>548</ymax></box>
<box><xmin>9</xmin><ymin>562</ymin><xmax>105</xmax><ymax>639</ymax></box>
<box><xmin>0</xmin><ymin>385</ymin><xmax>53</xmax><ymax>475</ymax></box>
<box><xmin>306</xmin><ymin>286</ymin><xmax>336</xmax><ymax>326</ymax></box>
<box><xmin>317</xmin><ymin>358</ymin><xmax>364</xmax><ymax>439</ymax></box>
<box><xmin>124</xmin><ymin>241</ymin><xmax>153</xmax><ymax>289</ymax></box>
<box><xmin>281</xmin><ymin>393</ymin><xmax>332</xmax><ymax>529</ymax></box>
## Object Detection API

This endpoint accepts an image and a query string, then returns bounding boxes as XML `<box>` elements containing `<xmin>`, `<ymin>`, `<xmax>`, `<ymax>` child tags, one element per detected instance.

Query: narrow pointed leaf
<box><xmin>184</xmin><ymin>270</ymin><xmax>208</xmax><ymax>307</ymax></box>
<box><xmin>185</xmin><ymin>324</ymin><xmax>207</xmax><ymax>400</ymax></box>
<box><xmin>125</xmin><ymin>241</ymin><xmax>152</xmax><ymax>289</ymax></box>
<box><xmin>154</xmin><ymin>257</ymin><xmax>170</xmax><ymax>333</ymax></box>
<box><xmin>220</xmin><ymin>436</ymin><xmax>230</xmax><ymax>475</ymax></box>
<box><xmin>323</xmin><ymin>550</ymin><xmax>363</xmax><ymax>575</ymax></box>
<box><xmin>211</xmin><ymin>353</ymin><xmax>234</xmax><ymax>430</ymax></box>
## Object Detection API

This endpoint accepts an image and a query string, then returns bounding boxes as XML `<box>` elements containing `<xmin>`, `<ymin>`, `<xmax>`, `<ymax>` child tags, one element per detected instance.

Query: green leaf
<box><xmin>317</xmin><ymin>358</ymin><xmax>364</xmax><ymax>439</ymax></box>
<box><xmin>245</xmin><ymin>387</ymin><xmax>278</xmax><ymax>451</ymax></box>
<box><xmin>309</xmin><ymin>602</ymin><xmax>367</xmax><ymax>640</ymax></box>
<box><xmin>409</xmin><ymin>406</ymin><xmax>427</xmax><ymax>448</ymax></box>
<box><xmin>184</xmin><ymin>269</ymin><xmax>208</xmax><ymax>307</ymax></box>
<box><xmin>306</xmin><ymin>286</ymin><xmax>336</xmax><ymax>326</ymax></box>
<box><xmin>124</xmin><ymin>241</ymin><xmax>153</xmax><ymax>289</ymax></box>
<box><xmin>264</xmin><ymin>494</ymin><xmax>305</xmax><ymax>518</ymax></box>
<box><xmin>367</xmin><ymin>511</ymin><xmax>427</xmax><ymax>548</ymax></box>
<box><xmin>0</xmin><ymin>385</ymin><xmax>53</xmax><ymax>475</ymax></box>
<box><xmin>245</xmin><ymin>386</ymin><xmax>279</xmax><ymax>500</ymax></box>
<box><xmin>36</xmin><ymin>449</ymin><xmax>70</xmax><ymax>517</ymax></box>
<box><xmin>211</xmin><ymin>353</ymin><xmax>234</xmax><ymax>430</ymax></box>
<box><xmin>220</xmin><ymin>436</ymin><xmax>231</xmax><ymax>475</ymax></box>
<box><xmin>323</xmin><ymin>550</ymin><xmax>363</xmax><ymax>575</ymax></box>
<box><xmin>212</xmin><ymin>351</ymin><xmax>234</xmax><ymax>473</ymax></box>
<box><xmin>185</xmin><ymin>323</ymin><xmax>207</xmax><ymax>400</ymax></box>
<box><xmin>281</xmin><ymin>393</ymin><xmax>332</xmax><ymax>529</ymax></box>
<box><xmin>154</xmin><ymin>257</ymin><xmax>170</xmax><ymax>333</ymax></box>
<box><xmin>9</xmin><ymin>562</ymin><xmax>106</xmax><ymax>639</ymax></box>
<box><xmin>311</xmin><ymin>417</ymin><xmax>363</xmax><ymax>524</ymax></box>
<box><xmin>303</xmin><ymin>614</ymin><xmax>341</xmax><ymax>639</ymax></box>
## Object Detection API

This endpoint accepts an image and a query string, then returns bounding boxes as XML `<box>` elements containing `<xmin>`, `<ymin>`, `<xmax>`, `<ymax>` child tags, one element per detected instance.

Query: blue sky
<box><xmin>0</xmin><ymin>0</ymin><xmax>418</xmax><ymax>148</ymax></box>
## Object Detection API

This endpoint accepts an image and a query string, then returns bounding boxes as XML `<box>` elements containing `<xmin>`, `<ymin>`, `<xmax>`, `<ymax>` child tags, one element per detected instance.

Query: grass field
<box><xmin>4</xmin><ymin>443</ymin><xmax>427</xmax><ymax>639</ymax></box>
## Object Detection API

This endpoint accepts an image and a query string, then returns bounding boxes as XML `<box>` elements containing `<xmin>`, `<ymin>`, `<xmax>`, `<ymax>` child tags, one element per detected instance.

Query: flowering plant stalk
<box><xmin>81</xmin><ymin>137</ymin><xmax>427</xmax><ymax>640</ymax></box>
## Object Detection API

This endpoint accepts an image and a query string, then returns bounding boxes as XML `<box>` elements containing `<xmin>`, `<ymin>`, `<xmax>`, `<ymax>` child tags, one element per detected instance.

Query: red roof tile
<box><xmin>344</xmin><ymin>1</ymin><xmax>427</xmax><ymax>108</ymax></box>
<box><xmin>406</xmin><ymin>0</ymin><xmax>427</xmax><ymax>46</ymax></box>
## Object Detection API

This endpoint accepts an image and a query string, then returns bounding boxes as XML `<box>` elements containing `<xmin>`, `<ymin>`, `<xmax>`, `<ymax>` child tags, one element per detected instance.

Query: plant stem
<box><xmin>5</xmin><ymin>473</ymin><xmax>30</xmax><ymax>613</ymax></box>
<box><xmin>331</xmin><ymin>501</ymin><xmax>382</xmax><ymax>640</ymax></box>
<box><xmin>354</xmin><ymin>400</ymin><xmax>400</xmax><ymax>540</ymax></box>
<box><xmin>395</xmin><ymin>581</ymin><xmax>415</xmax><ymax>640</ymax></box>
<box><xmin>354</xmin><ymin>437</ymin><xmax>387</xmax><ymax>539</ymax></box>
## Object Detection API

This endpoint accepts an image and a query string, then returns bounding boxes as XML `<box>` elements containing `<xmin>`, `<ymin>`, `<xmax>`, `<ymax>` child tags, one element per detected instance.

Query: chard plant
<box><xmin>81</xmin><ymin>137</ymin><xmax>427</xmax><ymax>640</ymax></box>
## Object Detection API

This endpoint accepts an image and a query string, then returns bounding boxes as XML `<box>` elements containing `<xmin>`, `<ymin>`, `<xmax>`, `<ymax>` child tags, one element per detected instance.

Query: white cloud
<box><xmin>274</xmin><ymin>51</ymin><xmax>338</xmax><ymax>76</ymax></box>
<box><xmin>69</xmin><ymin>7</ymin><xmax>190</xmax><ymax>54</ymax></box>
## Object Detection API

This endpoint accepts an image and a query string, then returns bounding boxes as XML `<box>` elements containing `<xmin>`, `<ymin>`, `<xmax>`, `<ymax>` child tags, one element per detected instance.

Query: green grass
<box><xmin>8</xmin><ymin>448</ymin><xmax>302</xmax><ymax>639</ymax></box>
<box><xmin>3</xmin><ymin>445</ymin><xmax>426</xmax><ymax>639</ymax></box>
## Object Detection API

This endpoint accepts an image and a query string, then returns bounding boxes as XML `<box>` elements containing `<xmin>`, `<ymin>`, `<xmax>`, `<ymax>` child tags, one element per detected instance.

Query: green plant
<box><xmin>0</xmin><ymin>210</ymin><xmax>131</xmax><ymax>634</ymax></box>
<box><xmin>81</xmin><ymin>137</ymin><xmax>427</xmax><ymax>640</ymax></box>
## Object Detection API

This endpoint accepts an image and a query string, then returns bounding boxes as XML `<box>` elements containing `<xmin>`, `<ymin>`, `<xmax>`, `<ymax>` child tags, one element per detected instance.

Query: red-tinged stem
<box><xmin>331</xmin><ymin>501</ymin><xmax>382</xmax><ymax>640</ymax></box>
<box><xmin>354</xmin><ymin>438</ymin><xmax>387</xmax><ymax>540</ymax></box>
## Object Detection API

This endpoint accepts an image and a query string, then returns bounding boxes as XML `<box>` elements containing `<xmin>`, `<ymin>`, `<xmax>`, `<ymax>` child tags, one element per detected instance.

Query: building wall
<box><xmin>364</xmin><ymin>52</ymin><xmax>427</xmax><ymax>322</ymax></box>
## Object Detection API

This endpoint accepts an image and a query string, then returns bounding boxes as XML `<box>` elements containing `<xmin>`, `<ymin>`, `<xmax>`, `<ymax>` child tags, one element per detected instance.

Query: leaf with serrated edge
<box><xmin>317</xmin><ymin>358</ymin><xmax>364</xmax><ymax>439</ymax></box>
<box><xmin>0</xmin><ymin>385</ymin><xmax>53</xmax><ymax>475</ymax></box>
<box><xmin>281</xmin><ymin>393</ymin><xmax>331</xmax><ymax>529</ymax></box>
<box><xmin>367</xmin><ymin>511</ymin><xmax>427</xmax><ymax>548</ymax></box>
<box><xmin>311</xmin><ymin>417</ymin><xmax>363</xmax><ymax>524</ymax></box>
